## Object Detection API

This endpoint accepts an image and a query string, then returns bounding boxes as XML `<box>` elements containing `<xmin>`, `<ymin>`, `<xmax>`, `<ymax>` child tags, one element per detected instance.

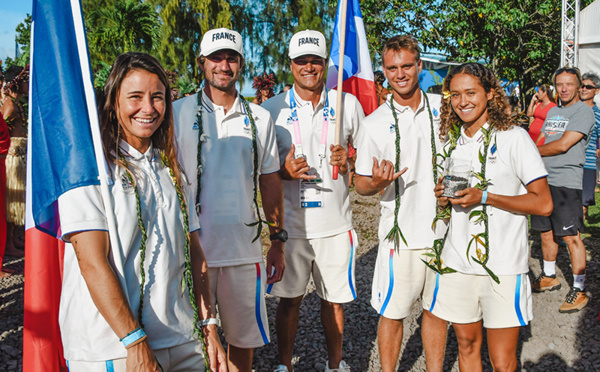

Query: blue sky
<box><xmin>0</xmin><ymin>2</ymin><xmax>31</xmax><ymax>64</ymax></box>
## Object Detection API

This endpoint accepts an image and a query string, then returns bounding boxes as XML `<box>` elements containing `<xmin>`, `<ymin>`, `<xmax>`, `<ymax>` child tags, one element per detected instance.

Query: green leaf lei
<box><xmin>195</xmin><ymin>94</ymin><xmax>273</xmax><ymax>243</ymax></box>
<box><xmin>423</xmin><ymin>124</ymin><xmax>500</xmax><ymax>284</ymax></box>
<box><xmin>121</xmin><ymin>152</ymin><xmax>209</xmax><ymax>369</ymax></box>
<box><xmin>386</xmin><ymin>91</ymin><xmax>438</xmax><ymax>252</ymax></box>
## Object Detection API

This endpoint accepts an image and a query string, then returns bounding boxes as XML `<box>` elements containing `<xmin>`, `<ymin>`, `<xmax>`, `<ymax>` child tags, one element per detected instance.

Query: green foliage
<box><xmin>85</xmin><ymin>0</ymin><xmax>160</xmax><ymax>69</ymax></box>
<box><xmin>360</xmin><ymin>0</ymin><xmax>595</xmax><ymax>98</ymax></box>
<box><xmin>15</xmin><ymin>14</ymin><xmax>32</xmax><ymax>47</ymax></box>
<box><xmin>148</xmin><ymin>0</ymin><xmax>232</xmax><ymax>79</ymax></box>
<box><xmin>235</xmin><ymin>0</ymin><xmax>335</xmax><ymax>88</ymax></box>
<box><xmin>174</xmin><ymin>75</ymin><xmax>198</xmax><ymax>96</ymax></box>
<box><xmin>93</xmin><ymin>61</ymin><xmax>112</xmax><ymax>90</ymax></box>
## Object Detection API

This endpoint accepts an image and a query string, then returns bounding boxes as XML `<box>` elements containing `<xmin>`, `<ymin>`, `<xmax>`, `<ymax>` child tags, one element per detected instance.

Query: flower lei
<box><xmin>121</xmin><ymin>151</ymin><xmax>209</xmax><ymax>369</ymax></box>
<box><xmin>424</xmin><ymin>124</ymin><xmax>500</xmax><ymax>284</ymax></box>
<box><xmin>195</xmin><ymin>93</ymin><xmax>272</xmax><ymax>243</ymax></box>
<box><xmin>386</xmin><ymin>91</ymin><xmax>438</xmax><ymax>252</ymax></box>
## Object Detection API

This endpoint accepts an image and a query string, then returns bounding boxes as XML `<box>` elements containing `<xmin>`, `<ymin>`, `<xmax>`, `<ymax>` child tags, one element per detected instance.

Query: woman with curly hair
<box><xmin>57</xmin><ymin>52</ymin><xmax>226</xmax><ymax>371</ymax></box>
<box><xmin>422</xmin><ymin>62</ymin><xmax>553</xmax><ymax>371</ymax></box>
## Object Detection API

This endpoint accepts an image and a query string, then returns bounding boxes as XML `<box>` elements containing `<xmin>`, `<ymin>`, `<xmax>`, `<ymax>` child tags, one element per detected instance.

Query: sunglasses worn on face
<box><xmin>581</xmin><ymin>84</ymin><xmax>597</xmax><ymax>90</ymax></box>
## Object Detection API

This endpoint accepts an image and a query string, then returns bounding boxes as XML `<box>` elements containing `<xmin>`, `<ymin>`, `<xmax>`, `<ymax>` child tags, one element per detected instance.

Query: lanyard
<box><xmin>289</xmin><ymin>88</ymin><xmax>330</xmax><ymax>168</ymax></box>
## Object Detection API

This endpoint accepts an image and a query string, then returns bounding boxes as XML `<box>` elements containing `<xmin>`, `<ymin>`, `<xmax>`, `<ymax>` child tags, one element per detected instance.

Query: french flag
<box><xmin>24</xmin><ymin>0</ymin><xmax>107</xmax><ymax>370</ymax></box>
<box><xmin>326</xmin><ymin>0</ymin><xmax>377</xmax><ymax>116</ymax></box>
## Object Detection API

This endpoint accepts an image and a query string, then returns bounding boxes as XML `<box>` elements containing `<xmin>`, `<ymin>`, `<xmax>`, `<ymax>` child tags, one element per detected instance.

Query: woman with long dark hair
<box><xmin>58</xmin><ymin>52</ymin><xmax>226</xmax><ymax>371</ymax></box>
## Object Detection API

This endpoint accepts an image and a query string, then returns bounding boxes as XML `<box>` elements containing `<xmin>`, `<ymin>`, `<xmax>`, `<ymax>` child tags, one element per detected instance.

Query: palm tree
<box><xmin>86</xmin><ymin>0</ymin><xmax>160</xmax><ymax>67</ymax></box>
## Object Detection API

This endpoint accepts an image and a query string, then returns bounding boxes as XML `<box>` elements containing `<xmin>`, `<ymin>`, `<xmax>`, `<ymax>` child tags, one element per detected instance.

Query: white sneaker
<box><xmin>274</xmin><ymin>365</ymin><xmax>289</xmax><ymax>372</ymax></box>
<box><xmin>325</xmin><ymin>360</ymin><xmax>350</xmax><ymax>372</ymax></box>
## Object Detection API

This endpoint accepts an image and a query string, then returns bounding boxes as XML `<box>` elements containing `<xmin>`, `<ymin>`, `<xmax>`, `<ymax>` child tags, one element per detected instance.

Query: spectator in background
<box><xmin>282</xmin><ymin>84</ymin><xmax>292</xmax><ymax>93</ymax></box>
<box><xmin>531</xmin><ymin>67</ymin><xmax>595</xmax><ymax>313</ymax></box>
<box><xmin>508</xmin><ymin>96</ymin><xmax>529</xmax><ymax>130</ymax></box>
<box><xmin>252</xmin><ymin>72</ymin><xmax>276</xmax><ymax>105</ymax></box>
<box><xmin>527</xmin><ymin>84</ymin><xmax>556</xmax><ymax>144</ymax></box>
<box><xmin>0</xmin><ymin>111</ymin><xmax>9</xmax><ymax>277</ymax></box>
<box><xmin>579</xmin><ymin>72</ymin><xmax>600</xmax><ymax>220</ymax></box>
<box><xmin>1</xmin><ymin>65</ymin><xmax>28</xmax><ymax>257</ymax></box>
<box><xmin>374</xmin><ymin>70</ymin><xmax>390</xmax><ymax>106</ymax></box>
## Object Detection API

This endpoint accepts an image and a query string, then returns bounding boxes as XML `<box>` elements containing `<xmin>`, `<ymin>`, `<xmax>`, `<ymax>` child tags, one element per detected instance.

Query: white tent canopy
<box><xmin>579</xmin><ymin>0</ymin><xmax>600</xmax><ymax>76</ymax></box>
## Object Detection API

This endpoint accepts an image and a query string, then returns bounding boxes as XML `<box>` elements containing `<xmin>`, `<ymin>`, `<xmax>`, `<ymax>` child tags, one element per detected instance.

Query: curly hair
<box><xmin>98</xmin><ymin>52</ymin><xmax>183</xmax><ymax>186</ymax></box>
<box><xmin>439</xmin><ymin>62</ymin><xmax>513</xmax><ymax>139</ymax></box>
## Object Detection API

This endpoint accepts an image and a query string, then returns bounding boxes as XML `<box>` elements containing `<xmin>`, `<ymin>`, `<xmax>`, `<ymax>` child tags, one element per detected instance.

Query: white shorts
<box><xmin>209</xmin><ymin>263</ymin><xmax>270</xmax><ymax>348</ymax></box>
<box><xmin>422</xmin><ymin>270</ymin><xmax>533</xmax><ymax>329</ymax></box>
<box><xmin>267</xmin><ymin>229</ymin><xmax>357</xmax><ymax>303</ymax></box>
<box><xmin>66</xmin><ymin>340</ymin><xmax>206</xmax><ymax>372</ymax></box>
<box><xmin>371</xmin><ymin>247</ymin><xmax>429</xmax><ymax>319</ymax></box>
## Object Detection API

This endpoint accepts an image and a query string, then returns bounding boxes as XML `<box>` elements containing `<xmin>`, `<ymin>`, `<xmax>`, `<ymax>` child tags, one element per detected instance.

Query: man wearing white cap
<box><xmin>173</xmin><ymin>28</ymin><xmax>286</xmax><ymax>372</ymax></box>
<box><xmin>262</xmin><ymin>29</ymin><xmax>364</xmax><ymax>372</ymax></box>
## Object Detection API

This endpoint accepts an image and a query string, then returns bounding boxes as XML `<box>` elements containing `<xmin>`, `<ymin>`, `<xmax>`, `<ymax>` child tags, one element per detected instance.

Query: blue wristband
<box><xmin>120</xmin><ymin>327</ymin><xmax>146</xmax><ymax>348</ymax></box>
<box><xmin>481</xmin><ymin>190</ymin><xmax>488</xmax><ymax>205</ymax></box>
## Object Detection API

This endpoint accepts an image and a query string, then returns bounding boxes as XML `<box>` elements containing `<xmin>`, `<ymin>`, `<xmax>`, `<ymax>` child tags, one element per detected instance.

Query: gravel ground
<box><xmin>2</xmin><ymin>190</ymin><xmax>600</xmax><ymax>371</ymax></box>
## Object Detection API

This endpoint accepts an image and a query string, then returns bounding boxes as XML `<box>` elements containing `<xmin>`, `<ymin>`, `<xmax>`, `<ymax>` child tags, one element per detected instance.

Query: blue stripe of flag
<box><xmin>31</xmin><ymin>0</ymin><xmax>100</xmax><ymax>236</ymax></box>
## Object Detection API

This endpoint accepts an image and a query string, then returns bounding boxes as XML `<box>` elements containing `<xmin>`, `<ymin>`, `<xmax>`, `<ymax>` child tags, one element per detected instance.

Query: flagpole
<box><xmin>333</xmin><ymin>0</ymin><xmax>348</xmax><ymax>180</ymax></box>
<box><xmin>70</xmin><ymin>0</ymin><xmax>126</xmax><ymax>280</ymax></box>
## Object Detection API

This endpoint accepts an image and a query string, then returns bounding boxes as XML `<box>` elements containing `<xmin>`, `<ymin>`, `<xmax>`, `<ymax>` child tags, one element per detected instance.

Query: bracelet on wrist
<box><xmin>120</xmin><ymin>327</ymin><xmax>146</xmax><ymax>349</ymax></box>
<box><xmin>481</xmin><ymin>190</ymin><xmax>488</xmax><ymax>205</ymax></box>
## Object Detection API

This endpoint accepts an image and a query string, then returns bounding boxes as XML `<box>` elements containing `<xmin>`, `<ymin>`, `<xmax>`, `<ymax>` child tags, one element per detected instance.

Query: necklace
<box><xmin>120</xmin><ymin>150</ymin><xmax>209</xmax><ymax>367</ymax></box>
<box><xmin>386</xmin><ymin>90</ymin><xmax>438</xmax><ymax>251</ymax></box>
<box><xmin>425</xmin><ymin>124</ymin><xmax>499</xmax><ymax>283</ymax></box>
<box><xmin>195</xmin><ymin>93</ymin><xmax>272</xmax><ymax>243</ymax></box>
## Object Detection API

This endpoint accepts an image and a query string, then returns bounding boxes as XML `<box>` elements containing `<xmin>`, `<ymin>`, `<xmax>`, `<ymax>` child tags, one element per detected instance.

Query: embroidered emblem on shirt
<box><xmin>389</xmin><ymin>123</ymin><xmax>395</xmax><ymax>133</ymax></box>
<box><xmin>192</xmin><ymin>120</ymin><xmax>199</xmax><ymax>130</ymax></box>
<box><xmin>120</xmin><ymin>174</ymin><xmax>134</xmax><ymax>192</ymax></box>
<box><xmin>432</xmin><ymin>108</ymin><xmax>439</xmax><ymax>118</ymax></box>
<box><xmin>243</xmin><ymin>116</ymin><xmax>252</xmax><ymax>135</ymax></box>
<box><xmin>286</xmin><ymin>116</ymin><xmax>293</xmax><ymax>125</ymax></box>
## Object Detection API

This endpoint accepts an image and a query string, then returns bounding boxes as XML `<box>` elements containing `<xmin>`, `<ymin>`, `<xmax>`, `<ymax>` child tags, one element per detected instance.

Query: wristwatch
<box><xmin>269</xmin><ymin>229</ymin><xmax>288</xmax><ymax>242</ymax></box>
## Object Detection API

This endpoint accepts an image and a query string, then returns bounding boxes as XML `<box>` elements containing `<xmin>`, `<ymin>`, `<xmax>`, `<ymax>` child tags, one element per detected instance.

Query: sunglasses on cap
<box><xmin>581</xmin><ymin>84</ymin><xmax>597</xmax><ymax>90</ymax></box>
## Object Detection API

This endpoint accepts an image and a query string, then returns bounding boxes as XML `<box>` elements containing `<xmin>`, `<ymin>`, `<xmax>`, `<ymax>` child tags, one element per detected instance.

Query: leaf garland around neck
<box><xmin>194</xmin><ymin>94</ymin><xmax>273</xmax><ymax>243</ymax></box>
<box><xmin>423</xmin><ymin>124</ymin><xmax>500</xmax><ymax>284</ymax></box>
<box><xmin>120</xmin><ymin>150</ymin><xmax>210</xmax><ymax>368</ymax></box>
<box><xmin>385</xmin><ymin>90</ymin><xmax>438</xmax><ymax>252</ymax></box>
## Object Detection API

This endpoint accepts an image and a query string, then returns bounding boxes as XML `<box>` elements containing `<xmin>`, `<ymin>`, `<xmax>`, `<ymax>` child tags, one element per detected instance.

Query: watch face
<box><xmin>271</xmin><ymin>229</ymin><xmax>288</xmax><ymax>242</ymax></box>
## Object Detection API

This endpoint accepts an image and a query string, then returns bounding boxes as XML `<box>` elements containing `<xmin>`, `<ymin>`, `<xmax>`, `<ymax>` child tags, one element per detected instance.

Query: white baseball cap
<box><xmin>200</xmin><ymin>28</ymin><xmax>244</xmax><ymax>58</ymax></box>
<box><xmin>289</xmin><ymin>30</ymin><xmax>327</xmax><ymax>60</ymax></box>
